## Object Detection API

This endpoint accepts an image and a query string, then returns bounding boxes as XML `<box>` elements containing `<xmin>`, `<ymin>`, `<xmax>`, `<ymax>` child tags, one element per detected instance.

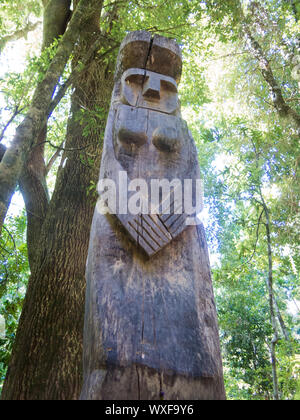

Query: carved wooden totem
<box><xmin>80</xmin><ymin>31</ymin><xmax>226</xmax><ymax>400</ymax></box>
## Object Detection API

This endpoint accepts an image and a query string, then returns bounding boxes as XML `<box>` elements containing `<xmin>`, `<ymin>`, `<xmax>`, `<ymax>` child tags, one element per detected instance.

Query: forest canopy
<box><xmin>0</xmin><ymin>0</ymin><xmax>299</xmax><ymax>400</ymax></box>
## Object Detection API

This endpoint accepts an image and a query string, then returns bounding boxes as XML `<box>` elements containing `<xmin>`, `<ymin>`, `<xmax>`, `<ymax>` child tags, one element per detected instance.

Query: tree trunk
<box><xmin>19</xmin><ymin>0</ymin><xmax>72</xmax><ymax>271</ymax></box>
<box><xmin>19</xmin><ymin>128</ymin><xmax>49</xmax><ymax>271</ymax></box>
<box><xmin>1</xmin><ymin>3</ymin><xmax>116</xmax><ymax>400</ymax></box>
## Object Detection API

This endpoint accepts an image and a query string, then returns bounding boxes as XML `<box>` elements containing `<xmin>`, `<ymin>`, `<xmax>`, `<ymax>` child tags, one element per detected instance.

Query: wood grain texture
<box><xmin>81</xmin><ymin>215</ymin><xmax>225</xmax><ymax>399</ymax></box>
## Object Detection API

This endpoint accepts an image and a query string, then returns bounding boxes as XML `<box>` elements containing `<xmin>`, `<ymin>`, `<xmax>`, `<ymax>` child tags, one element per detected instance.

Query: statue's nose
<box><xmin>142</xmin><ymin>75</ymin><xmax>160</xmax><ymax>99</ymax></box>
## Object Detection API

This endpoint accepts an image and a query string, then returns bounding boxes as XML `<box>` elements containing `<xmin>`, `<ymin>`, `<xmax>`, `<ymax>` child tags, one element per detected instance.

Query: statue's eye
<box><xmin>161</xmin><ymin>79</ymin><xmax>177</xmax><ymax>93</ymax></box>
<box><xmin>125</xmin><ymin>74</ymin><xmax>144</xmax><ymax>85</ymax></box>
<box><xmin>121</xmin><ymin>71</ymin><xmax>145</xmax><ymax>106</ymax></box>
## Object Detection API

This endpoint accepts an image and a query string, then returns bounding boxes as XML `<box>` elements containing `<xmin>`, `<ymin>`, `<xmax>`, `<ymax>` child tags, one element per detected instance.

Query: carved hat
<box><xmin>115</xmin><ymin>31</ymin><xmax>182</xmax><ymax>84</ymax></box>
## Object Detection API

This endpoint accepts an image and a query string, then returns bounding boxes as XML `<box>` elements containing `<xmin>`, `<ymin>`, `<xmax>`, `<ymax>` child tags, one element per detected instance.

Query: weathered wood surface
<box><xmin>81</xmin><ymin>215</ymin><xmax>225</xmax><ymax>400</ymax></box>
<box><xmin>80</xmin><ymin>31</ymin><xmax>225</xmax><ymax>400</ymax></box>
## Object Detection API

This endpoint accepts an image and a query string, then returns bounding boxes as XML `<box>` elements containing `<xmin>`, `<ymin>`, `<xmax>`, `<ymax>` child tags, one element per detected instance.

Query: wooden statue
<box><xmin>80</xmin><ymin>31</ymin><xmax>226</xmax><ymax>400</ymax></box>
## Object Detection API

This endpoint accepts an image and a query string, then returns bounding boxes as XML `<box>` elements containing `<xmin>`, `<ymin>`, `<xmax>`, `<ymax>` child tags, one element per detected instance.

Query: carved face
<box><xmin>121</xmin><ymin>68</ymin><xmax>179</xmax><ymax>115</ymax></box>
<box><xmin>113</xmin><ymin>68</ymin><xmax>190</xmax><ymax>181</ymax></box>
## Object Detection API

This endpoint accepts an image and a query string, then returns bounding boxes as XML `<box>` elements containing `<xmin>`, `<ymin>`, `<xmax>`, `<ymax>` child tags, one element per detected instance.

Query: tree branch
<box><xmin>231</xmin><ymin>209</ymin><xmax>264</xmax><ymax>272</ymax></box>
<box><xmin>45</xmin><ymin>145</ymin><xmax>63</xmax><ymax>175</ymax></box>
<box><xmin>274</xmin><ymin>297</ymin><xmax>290</xmax><ymax>341</ymax></box>
<box><xmin>0</xmin><ymin>144</ymin><xmax>6</xmax><ymax>162</ymax></box>
<box><xmin>0</xmin><ymin>107</ymin><xmax>24</xmax><ymax>143</ymax></box>
<box><xmin>0</xmin><ymin>21</ymin><xmax>42</xmax><ymax>53</ymax></box>
<box><xmin>259</xmin><ymin>190</ymin><xmax>280</xmax><ymax>400</ymax></box>
<box><xmin>241</xmin><ymin>23</ymin><xmax>300</xmax><ymax>130</ymax></box>
<box><xmin>48</xmin><ymin>37</ymin><xmax>119</xmax><ymax>118</ymax></box>
<box><xmin>38</xmin><ymin>139</ymin><xmax>93</xmax><ymax>153</ymax></box>
<box><xmin>2</xmin><ymin>225</ymin><xmax>17</xmax><ymax>254</ymax></box>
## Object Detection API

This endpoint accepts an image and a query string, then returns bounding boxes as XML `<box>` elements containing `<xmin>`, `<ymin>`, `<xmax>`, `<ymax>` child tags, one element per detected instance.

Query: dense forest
<box><xmin>0</xmin><ymin>0</ymin><xmax>299</xmax><ymax>400</ymax></box>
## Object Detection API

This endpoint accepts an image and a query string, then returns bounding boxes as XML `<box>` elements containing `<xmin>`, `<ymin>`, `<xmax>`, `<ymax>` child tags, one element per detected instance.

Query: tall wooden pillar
<box><xmin>80</xmin><ymin>31</ymin><xmax>226</xmax><ymax>400</ymax></box>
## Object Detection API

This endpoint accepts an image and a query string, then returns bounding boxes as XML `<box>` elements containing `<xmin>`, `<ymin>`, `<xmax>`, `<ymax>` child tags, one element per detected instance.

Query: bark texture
<box><xmin>1</xmin><ymin>1</ymin><xmax>115</xmax><ymax>400</ymax></box>
<box><xmin>19</xmin><ymin>0</ymin><xmax>72</xmax><ymax>271</ymax></box>
<box><xmin>42</xmin><ymin>0</ymin><xmax>72</xmax><ymax>50</ymax></box>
